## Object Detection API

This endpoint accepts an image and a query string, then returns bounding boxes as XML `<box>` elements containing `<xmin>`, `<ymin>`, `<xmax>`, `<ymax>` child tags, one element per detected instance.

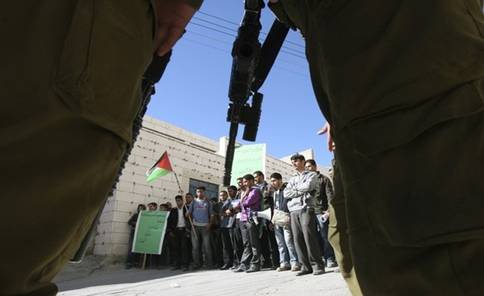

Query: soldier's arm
<box><xmin>153</xmin><ymin>0</ymin><xmax>203</xmax><ymax>56</ymax></box>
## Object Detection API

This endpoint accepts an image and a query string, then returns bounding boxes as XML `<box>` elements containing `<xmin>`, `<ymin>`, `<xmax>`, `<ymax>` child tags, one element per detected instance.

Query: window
<box><xmin>188</xmin><ymin>178</ymin><xmax>219</xmax><ymax>200</ymax></box>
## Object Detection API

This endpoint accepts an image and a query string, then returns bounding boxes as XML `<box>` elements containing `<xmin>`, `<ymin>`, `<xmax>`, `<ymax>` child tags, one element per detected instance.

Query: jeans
<box><xmin>316</xmin><ymin>213</ymin><xmax>335</xmax><ymax>260</ymax></box>
<box><xmin>191</xmin><ymin>225</ymin><xmax>212</xmax><ymax>267</ymax></box>
<box><xmin>274</xmin><ymin>225</ymin><xmax>299</xmax><ymax>267</ymax></box>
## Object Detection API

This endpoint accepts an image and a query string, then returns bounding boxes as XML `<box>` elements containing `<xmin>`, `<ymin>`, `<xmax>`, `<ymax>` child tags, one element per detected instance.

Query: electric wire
<box><xmin>182</xmin><ymin>36</ymin><xmax>309</xmax><ymax>78</ymax></box>
<box><xmin>197</xmin><ymin>10</ymin><xmax>306</xmax><ymax>50</ymax></box>
<box><xmin>186</xmin><ymin>29</ymin><xmax>307</xmax><ymax>69</ymax></box>
<box><xmin>189</xmin><ymin>21</ymin><xmax>306</xmax><ymax>60</ymax></box>
<box><xmin>192</xmin><ymin>14</ymin><xmax>306</xmax><ymax>55</ymax></box>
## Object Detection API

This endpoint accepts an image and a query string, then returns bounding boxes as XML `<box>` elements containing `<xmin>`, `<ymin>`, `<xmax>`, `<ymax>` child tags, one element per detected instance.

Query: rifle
<box><xmin>223</xmin><ymin>0</ymin><xmax>289</xmax><ymax>186</ymax></box>
<box><xmin>70</xmin><ymin>52</ymin><xmax>172</xmax><ymax>262</ymax></box>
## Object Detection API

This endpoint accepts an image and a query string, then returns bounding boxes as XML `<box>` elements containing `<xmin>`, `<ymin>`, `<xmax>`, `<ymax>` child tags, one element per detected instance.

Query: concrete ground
<box><xmin>54</xmin><ymin>256</ymin><xmax>350</xmax><ymax>296</ymax></box>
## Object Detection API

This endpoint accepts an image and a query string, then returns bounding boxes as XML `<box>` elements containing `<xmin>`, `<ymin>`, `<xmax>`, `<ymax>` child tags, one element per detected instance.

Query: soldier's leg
<box><xmin>328</xmin><ymin>159</ymin><xmax>362</xmax><ymax>296</ymax></box>
<box><xmin>338</xmin><ymin>82</ymin><xmax>484</xmax><ymax>295</ymax></box>
<box><xmin>0</xmin><ymin>1</ymin><xmax>153</xmax><ymax>295</ymax></box>
<box><xmin>322</xmin><ymin>221</ymin><xmax>336</xmax><ymax>264</ymax></box>
<box><xmin>0</xmin><ymin>113</ymin><xmax>127</xmax><ymax>295</ymax></box>
<box><xmin>350</xmin><ymin>231</ymin><xmax>484</xmax><ymax>296</ymax></box>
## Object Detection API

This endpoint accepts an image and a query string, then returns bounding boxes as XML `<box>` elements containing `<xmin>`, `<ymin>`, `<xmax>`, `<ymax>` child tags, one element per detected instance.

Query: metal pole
<box><xmin>172</xmin><ymin>172</ymin><xmax>198</xmax><ymax>241</ymax></box>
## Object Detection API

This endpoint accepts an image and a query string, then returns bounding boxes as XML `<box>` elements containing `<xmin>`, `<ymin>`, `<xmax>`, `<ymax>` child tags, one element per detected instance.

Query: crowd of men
<box><xmin>126</xmin><ymin>154</ymin><xmax>338</xmax><ymax>276</ymax></box>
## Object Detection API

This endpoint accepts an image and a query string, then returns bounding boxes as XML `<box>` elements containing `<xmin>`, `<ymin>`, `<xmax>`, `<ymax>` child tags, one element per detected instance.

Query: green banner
<box><xmin>132</xmin><ymin>210</ymin><xmax>170</xmax><ymax>254</ymax></box>
<box><xmin>230</xmin><ymin>143</ymin><xmax>266</xmax><ymax>186</ymax></box>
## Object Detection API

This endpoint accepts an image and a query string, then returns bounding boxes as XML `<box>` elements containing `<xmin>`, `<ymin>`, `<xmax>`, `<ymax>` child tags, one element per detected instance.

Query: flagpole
<box><xmin>173</xmin><ymin>172</ymin><xmax>183</xmax><ymax>193</ymax></box>
<box><xmin>172</xmin><ymin>172</ymin><xmax>198</xmax><ymax>241</ymax></box>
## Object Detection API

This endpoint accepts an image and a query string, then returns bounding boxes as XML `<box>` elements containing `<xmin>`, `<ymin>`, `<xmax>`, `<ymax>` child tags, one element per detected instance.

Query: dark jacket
<box><xmin>128</xmin><ymin>213</ymin><xmax>139</xmax><ymax>229</ymax></box>
<box><xmin>315</xmin><ymin>173</ymin><xmax>333</xmax><ymax>213</ymax></box>
<box><xmin>167</xmin><ymin>206</ymin><xmax>188</xmax><ymax>233</ymax></box>
<box><xmin>274</xmin><ymin>183</ymin><xmax>289</xmax><ymax>213</ymax></box>
<box><xmin>220</xmin><ymin>199</ymin><xmax>235</xmax><ymax>228</ymax></box>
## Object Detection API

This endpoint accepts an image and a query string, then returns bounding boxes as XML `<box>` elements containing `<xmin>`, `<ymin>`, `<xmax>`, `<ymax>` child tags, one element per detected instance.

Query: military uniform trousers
<box><xmin>334</xmin><ymin>82</ymin><xmax>484</xmax><ymax>295</ymax></box>
<box><xmin>269</xmin><ymin>0</ymin><xmax>484</xmax><ymax>294</ymax></box>
<box><xmin>0</xmin><ymin>1</ymin><xmax>154</xmax><ymax>295</ymax></box>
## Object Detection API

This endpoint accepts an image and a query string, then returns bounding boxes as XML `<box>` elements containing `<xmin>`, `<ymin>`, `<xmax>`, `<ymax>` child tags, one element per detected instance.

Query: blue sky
<box><xmin>146</xmin><ymin>1</ymin><xmax>333</xmax><ymax>167</ymax></box>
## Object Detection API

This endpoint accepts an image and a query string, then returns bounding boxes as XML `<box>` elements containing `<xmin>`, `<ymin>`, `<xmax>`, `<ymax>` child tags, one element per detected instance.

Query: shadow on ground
<box><xmin>54</xmin><ymin>256</ymin><xmax>190</xmax><ymax>291</ymax></box>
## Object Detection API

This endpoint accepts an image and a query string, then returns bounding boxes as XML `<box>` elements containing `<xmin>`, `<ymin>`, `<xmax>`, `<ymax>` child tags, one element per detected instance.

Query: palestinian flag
<box><xmin>146</xmin><ymin>151</ymin><xmax>173</xmax><ymax>183</ymax></box>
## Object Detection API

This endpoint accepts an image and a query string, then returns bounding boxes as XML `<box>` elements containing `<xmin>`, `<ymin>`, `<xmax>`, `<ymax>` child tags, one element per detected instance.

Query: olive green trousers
<box><xmin>328</xmin><ymin>161</ymin><xmax>362</xmax><ymax>296</ymax></box>
<box><xmin>0</xmin><ymin>1</ymin><xmax>153</xmax><ymax>295</ymax></box>
<box><xmin>333</xmin><ymin>80</ymin><xmax>484</xmax><ymax>295</ymax></box>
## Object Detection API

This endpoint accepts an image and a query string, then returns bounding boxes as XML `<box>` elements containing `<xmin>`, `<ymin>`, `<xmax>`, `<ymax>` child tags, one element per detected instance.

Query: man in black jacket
<box><xmin>305</xmin><ymin>159</ymin><xmax>337</xmax><ymax>268</ymax></box>
<box><xmin>167</xmin><ymin>195</ymin><xmax>190</xmax><ymax>271</ymax></box>
<box><xmin>126</xmin><ymin>204</ymin><xmax>146</xmax><ymax>269</ymax></box>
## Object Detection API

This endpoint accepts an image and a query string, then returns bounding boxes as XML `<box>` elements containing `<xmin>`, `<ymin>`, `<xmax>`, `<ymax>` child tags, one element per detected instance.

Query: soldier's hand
<box><xmin>317</xmin><ymin>122</ymin><xmax>335</xmax><ymax>152</ymax></box>
<box><xmin>153</xmin><ymin>0</ymin><xmax>198</xmax><ymax>56</ymax></box>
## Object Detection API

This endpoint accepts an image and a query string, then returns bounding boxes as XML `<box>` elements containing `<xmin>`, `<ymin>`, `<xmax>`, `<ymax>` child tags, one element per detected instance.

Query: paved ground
<box><xmin>54</xmin><ymin>257</ymin><xmax>350</xmax><ymax>296</ymax></box>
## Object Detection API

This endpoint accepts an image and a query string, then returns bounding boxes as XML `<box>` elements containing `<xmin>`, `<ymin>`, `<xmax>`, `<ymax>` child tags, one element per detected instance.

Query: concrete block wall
<box><xmin>265</xmin><ymin>155</ymin><xmax>295</xmax><ymax>182</ymax></box>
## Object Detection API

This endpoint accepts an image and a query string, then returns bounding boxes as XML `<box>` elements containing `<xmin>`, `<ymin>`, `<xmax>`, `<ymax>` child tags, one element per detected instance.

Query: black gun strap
<box><xmin>251</xmin><ymin>19</ymin><xmax>290</xmax><ymax>93</ymax></box>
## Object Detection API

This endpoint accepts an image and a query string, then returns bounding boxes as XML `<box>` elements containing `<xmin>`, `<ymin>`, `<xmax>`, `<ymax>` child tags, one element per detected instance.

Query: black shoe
<box><xmin>220</xmin><ymin>264</ymin><xmax>231</xmax><ymax>270</ymax></box>
<box><xmin>296</xmin><ymin>269</ymin><xmax>312</xmax><ymax>276</ymax></box>
<box><xmin>313</xmin><ymin>269</ymin><xmax>325</xmax><ymax>275</ymax></box>
<box><xmin>190</xmin><ymin>265</ymin><xmax>201</xmax><ymax>271</ymax></box>
<box><xmin>182</xmin><ymin>266</ymin><xmax>189</xmax><ymax>272</ymax></box>
<box><xmin>234</xmin><ymin>265</ymin><xmax>247</xmax><ymax>272</ymax></box>
<box><xmin>246</xmin><ymin>265</ymin><xmax>260</xmax><ymax>273</ymax></box>
<box><xmin>261</xmin><ymin>262</ymin><xmax>272</xmax><ymax>269</ymax></box>
<box><xmin>171</xmin><ymin>266</ymin><xmax>181</xmax><ymax>270</ymax></box>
